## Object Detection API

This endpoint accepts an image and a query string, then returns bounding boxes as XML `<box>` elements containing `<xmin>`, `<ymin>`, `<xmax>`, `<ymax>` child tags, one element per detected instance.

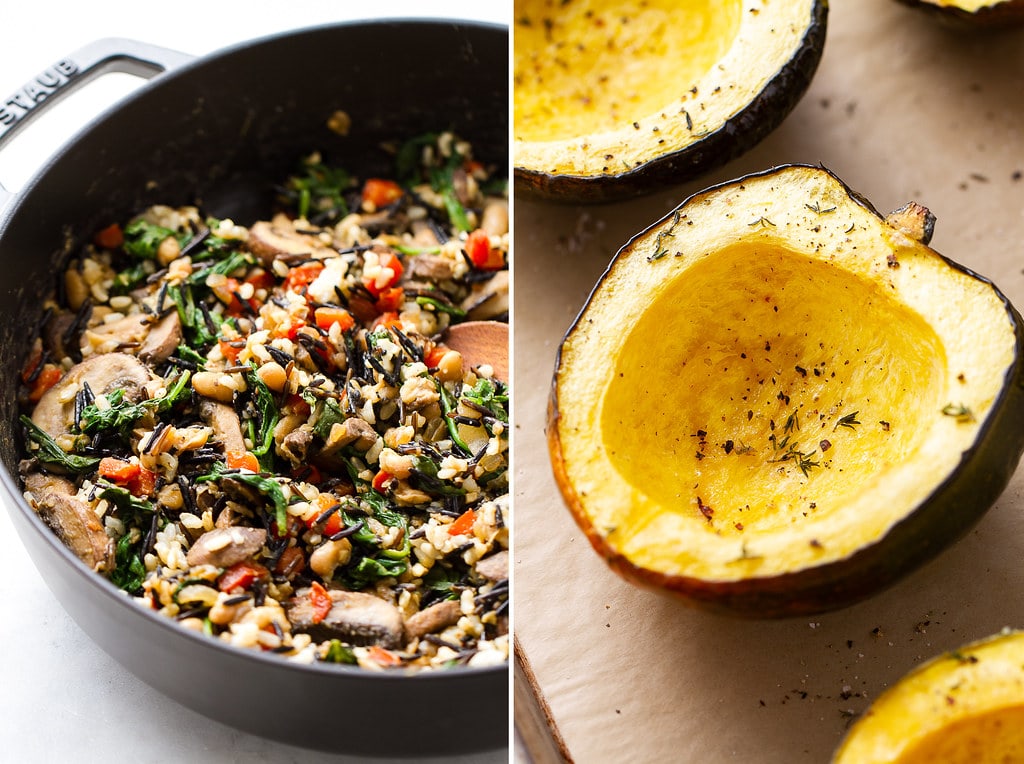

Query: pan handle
<box><xmin>0</xmin><ymin>38</ymin><xmax>193</xmax><ymax>207</ymax></box>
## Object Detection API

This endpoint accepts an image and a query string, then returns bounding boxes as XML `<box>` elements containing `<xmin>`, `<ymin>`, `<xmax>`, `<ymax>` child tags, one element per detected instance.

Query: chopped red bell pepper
<box><xmin>98</xmin><ymin>457</ymin><xmax>140</xmax><ymax>483</ymax></box>
<box><xmin>464</xmin><ymin>229</ymin><xmax>504</xmax><ymax>270</ymax></box>
<box><xmin>373</xmin><ymin>286</ymin><xmax>405</xmax><ymax>314</ymax></box>
<box><xmin>28</xmin><ymin>364</ymin><xmax>62</xmax><ymax>403</ymax></box>
<box><xmin>285</xmin><ymin>393</ymin><xmax>312</xmax><ymax>418</ymax></box>
<box><xmin>305</xmin><ymin>504</ymin><xmax>343</xmax><ymax>537</ymax></box>
<box><xmin>448</xmin><ymin>508</ymin><xmax>476</xmax><ymax>537</ymax></box>
<box><xmin>313</xmin><ymin>306</ymin><xmax>355</xmax><ymax>333</ymax></box>
<box><xmin>244</xmin><ymin>269</ymin><xmax>276</xmax><ymax>291</ymax></box>
<box><xmin>372</xmin><ymin>470</ymin><xmax>394</xmax><ymax>493</ymax></box>
<box><xmin>425</xmin><ymin>344</ymin><xmax>449</xmax><ymax>369</ymax></box>
<box><xmin>367</xmin><ymin>644</ymin><xmax>402</xmax><ymax>667</ymax></box>
<box><xmin>309</xmin><ymin>581</ymin><xmax>333</xmax><ymax>624</ymax></box>
<box><xmin>127</xmin><ymin>466</ymin><xmax>158</xmax><ymax>498</ymax></box>
<box><xmin>94</xmin><ymin>223</ymin><xmax>124</xmax><ymax>249</ymax></box>
<box><xmin>218</xmin><ymin>337</ymin><xmax>244</xmax><ymax>364</ymax></box>
<box><xmin>363</xmin><ymin>250</ymin><xmax>403</xmax><ymax>297</ymax></box>
<box><xmin>291</xmin><ymin>463</ymin><xmax>322</xmax><ymax>486</ymax></box>
<box><xmin>226</xmin><ymin>449</ymin><xmax>260</xmax><ymax>473</ymax></box>
<box><xmin>283</xmin><ymin>262</ymin><xmax>324</xmax><ymax>293</ymax></box>
<box><xmin>218</xmin><ymin>561</ymin><xmax>269</xmax><ymax>593</ymax></box>
<box><xmin>372</xmin><ymin>311</ymin><xmax>404</xmax><ymax>331</ymax></box>
<box><xmin>361</xmin><ymin>178</ymin><xmax>403</xmax><ymax>209</ymax></box>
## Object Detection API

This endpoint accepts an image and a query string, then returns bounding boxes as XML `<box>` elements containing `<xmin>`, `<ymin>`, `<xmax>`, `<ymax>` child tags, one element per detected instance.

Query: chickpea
<box><xmin>480</xmin><ymin>198</ymin><xmax>508</xmax><ymax>237</ymax></box>
<box><xmin>309</xmin><ymin>538</ymin><xmax>352</xmax><ymax>580</ymax></box>
<box><xmin>436</xmin><ymin>350</ymin><xmax>464</xmax><ymax>383</ymax></box>
<box><xmin>208</xmin><ymin>591</ymin><xmax>252</xmax><ymax>626</ymax></box>
<box><xmin>378</xmin><ymin>448</ymin><xmax>414</xmax><ymax>479</ymax></box>
<box><xmin>256</xmin><ymin>361</ymin><xmax>288</xmax><ymax>392</ymax></box>
<box><xmin>192</xmin><ymin>371</ymin><xmax>238</xmax><ymax>403</ymax></box>
<box><xmin>157</xmin><ymin>235</ymin><xmax>182</xmax><ymax>266</ymax></box>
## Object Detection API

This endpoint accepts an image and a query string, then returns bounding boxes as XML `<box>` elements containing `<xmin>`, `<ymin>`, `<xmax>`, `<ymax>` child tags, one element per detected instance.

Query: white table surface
<box><xmin>0</xmin><ymin>3</ymin><xmax>510</xmax><ymax>762</ymax></box>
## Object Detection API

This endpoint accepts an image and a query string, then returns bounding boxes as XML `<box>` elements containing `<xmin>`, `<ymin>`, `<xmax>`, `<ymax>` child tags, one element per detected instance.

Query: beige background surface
<box><xmin>513</xmin><ymin>1</ymin><xmax>1024</xmax><ymax>761</ymax></box>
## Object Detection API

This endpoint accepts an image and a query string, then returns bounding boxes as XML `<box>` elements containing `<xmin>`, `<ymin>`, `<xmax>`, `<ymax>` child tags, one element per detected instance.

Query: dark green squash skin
<box><xmin>547</xmin><ymin>165</ymin><xmax>1024</xmax><ymax>618</ymax></box>
<box><xmin>515</xmin><ymin>1</ymin><xmax>828</xmax><ymax>204</ymax></box>
<box><xmin>894</xmin><ymin>0</ymin><xmax>1024</xmax><ymax>27</ymax></box>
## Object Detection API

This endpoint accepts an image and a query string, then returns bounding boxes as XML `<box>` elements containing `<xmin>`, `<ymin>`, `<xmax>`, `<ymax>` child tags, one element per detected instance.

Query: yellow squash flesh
<box><xmin>514</xmin><ymin>0</ymin><xmax>826</xmax><ymax>201</ymax></box>
<box><xmin>897</xmin><ymin>0</ymin><xmax>1024</xmax><ymax>23</ymax></box>
<box><xmin>834</xmin><ymin>631</ymin><xmax>1024</xmax><ymax>763</ymax></box>
<box><xmin>548</xmin><ymin>165</ymin><xmax>1024</xmax><ymax>616</ymax></box>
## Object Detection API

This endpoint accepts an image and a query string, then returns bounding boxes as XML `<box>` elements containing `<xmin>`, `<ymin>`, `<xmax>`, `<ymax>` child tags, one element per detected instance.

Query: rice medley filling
<box><xmin>19</xmin><ymin>133</ymin><xmax>509</xmax><ymax>671</ymax></box>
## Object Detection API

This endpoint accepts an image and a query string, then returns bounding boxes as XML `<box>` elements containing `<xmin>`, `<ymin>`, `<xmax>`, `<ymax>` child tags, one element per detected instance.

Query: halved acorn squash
<box><xmin>547</xmin><ymin>164</ymin><xmax>1024</xmax><ymax>617</ymax></box>
<box><xmin>833</xmin><ymin>630</ymin><xmax>1024</xmax><ymax>763</ymax></box>
<box><xmin>895</xmin><ymin>0</ymin><xmax>1024</xmax><ymax>26</ymax></box>
<box><xmin>513</xmin><ymin>0</ymin><xmax>827</xmax><ymax>203</ymax></box>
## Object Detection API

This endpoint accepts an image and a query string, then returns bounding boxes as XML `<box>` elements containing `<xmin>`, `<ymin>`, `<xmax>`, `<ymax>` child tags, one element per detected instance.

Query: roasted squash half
<box><xmin>513</xmin><ymin>0</ymin><xmax>827</xmax><ymax>203</ymax></box>
<box><xmin>547</xmin><ymin>165</ymin><xmax>1024</xmax><ymax>617</ymax></box>
<box><xmin>895</xmin><ymin>0</ymin><xmax>1024</xmax><ymax>26</ymax></box>
<box><xmin>833</xmin><ymin>630</ymin><xmax>1024</xmax><ymax>763</ymax></box>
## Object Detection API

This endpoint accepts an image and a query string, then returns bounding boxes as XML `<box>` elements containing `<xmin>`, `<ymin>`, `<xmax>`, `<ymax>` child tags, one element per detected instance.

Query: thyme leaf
<box><xmin>833</xmin><ymin>411</ymin><xmax>861</xmax><ymax>431</ymax></box>
<box><xmin>942</xmin><ymin>403</ymin><xmax>975</xmax><ymax>423</ymax></box>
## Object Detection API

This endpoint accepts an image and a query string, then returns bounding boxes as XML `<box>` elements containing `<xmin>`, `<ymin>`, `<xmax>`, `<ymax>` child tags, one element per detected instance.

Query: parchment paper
<box><xmin>512</xmin><ymin>1</ymin><xmax>1024</xmax><ymax>761</ymax></box>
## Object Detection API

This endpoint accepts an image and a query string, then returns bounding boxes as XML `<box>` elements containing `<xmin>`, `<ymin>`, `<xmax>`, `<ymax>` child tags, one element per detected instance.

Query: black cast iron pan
<box><xmin>0</xmin><ymin>20</ymin><xmax>508</xmax><ymax>757</ymax></box>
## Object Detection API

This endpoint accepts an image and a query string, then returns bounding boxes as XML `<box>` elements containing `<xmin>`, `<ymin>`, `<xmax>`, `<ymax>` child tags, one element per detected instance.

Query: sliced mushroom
<box><xmin>138</xmin><ymin>310</ymin><xmax>182</xmax><ymax>365</ymax></box>
<box><xmin>287</xmin><ymin>588</ymin><xmax>405</xmax><ymax>647</ymax></box>
<box><xmin>247</xmin><ymin>214</ymin><xmax>330</xmax><ymax>267</ymax></box>
<box><xmin>41</xmin><ymin>311</ymin><xmax>77</xmax><ymax>362</ymax></box>
<box><xmin>23</xmin><ymin>471</ymin><xmax>114</xmax><ymax>573</ymax></box>
<box><xmin>199</xmin><ymin>399</ymin><xmax>246</xmax><ymax>454</ymax></box>
<box><xmin>82</xmin><ymin>313</ymin><xmax>150</xmax><ymax>355</ymax></box>
<box><xmin>461</xmin><ymin>270</ymin><xmax>509</xmax><ymax>321</ymax></box>
<box><xmin>410</xmin><ymin>220</ymin><xmax>443</xmax><ymax>249</ymax></box>
<box><xmin>474</xmin><ymin>549</ymin><xmax>508</xmax><ymax>583</ymax></box>
<box><xmin>320</xmin><ymin>417</ymin><xmax>377</xmax><ymax>456</ymax></box>
<box><xmin>31</xmin><ymin>352</ymin><xmax>153</xmax><ymax>439</ymax></box>
<box><xmin>407</xmin><ymin>253</ymin><xmax>456</xmax><ymax>282</ymax></box>
<box><xmin>279</xmin><ymin>427</ymin><xmax>312</xmax><ymax>464</ymax></box>
<box><xmin>451</xmin><ymin>167</ymin><xmax>472</xmax><ymax>207</ymax></box>
<box><xmin>404</xmin><ymin>599</ymin><xmax>462</xmax><ymax>640</ymax></box>
<box><xmin>186</xmin><ymin>526</ymin><xmax>267</xmax><ymax>568</ymax></box>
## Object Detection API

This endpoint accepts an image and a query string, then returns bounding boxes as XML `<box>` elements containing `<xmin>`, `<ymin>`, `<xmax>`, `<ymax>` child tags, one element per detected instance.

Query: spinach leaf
<box><xmin>395</xmin><ymin>132</ymin><xmax>472</xmax><ymax>232</ymax></box>
<box><xmin>110</xmin><ymin>532</ymin><xmax>146</xmax><ymax>594</ymax></box>
<box><xmin>174</xmin><ymin>344</ymin><xmax>207</xmax><ymax>369</ymax></box>
<box><xmin>167</xmin><ymin>283</ymin><xmax>219</xmax><ymax>348</ymax></box>
<box><xmin>20</xmin><ymin>416</ymin><xmax>100</xmax><ymax>474</ymax></box>
<box><xmin>123</xmin><ymin>219</ymin><xmax>187</xmax><ymax>259</ymax></box>
<box><xmin>98</xmin><ymin>483</ymin><xmax>155</xmax><ymax>525</ymax></box>
<box><xmin>153</xmin><ymin>370</ymin><xmax>193</xmax><ymax>414</ymax></box>
<box><xmin>423</xmin><ymin>563</ymin><xmax>462</xmax><ymax>597</ymax></box>
<box><xmin>79</xmin><ymin>371</ymin><xmax>190</xmax><ymax>436</ymax></box>
<box><xmin>410</xmin><ymin>455</ymin><xmax>465</xmax><ymax>497</ymax></box>
<box><xmin>187</xmin><ymin>251</ymin><xmax>251</xmax><ymax>286</ymax></box>
<box><xmin>244</xmin><ymin>368</ymin><xmax>278</xmax><ymax>462</ymax></box>
<box><xmin>343</xmin><ymin>554</ymin><xmax>407</xmax><ymax>589</ymax></box>
<box><xmin>436</xmin><ymin>380</ymin><xmax>471</xmax><ymax>455</ymax></box>
<box><xmin>323</xmin><ymin>639</ymin><xmax>357</xmax><ymax>665</ymax></box>
<box><xmin>341</xmin><ymin>510</ymin><xmax>378</xmax><ymax>546</ymax></box>
<box><xmin>312</xmin><ymin>398</ymin><xmax>347</xmax><ymax>441</ymax></box>
<box><xmin>286</xmin><ymin>160</ymin><xmax>352</xmax><ymax>222</ymax></box>
<box><xmin>110</xmin><ymin>263</ymin><xmax>150</xmax><ymax>295</ymax></box>
<box><xmin>79</xmin><ymin>389</ymin><xmax>148</xmax><ymax>436</ymax></box>
<box><xmin>414</xmin><ymin>295</ymin><xmax>466</xmax><ymax>318</ymax></box>
<box><xmin>197</xmin><ymin>461</ymin><xmax>288</xmax><ymax>531</ymax></box>
<box><xmin>462</xmin><ymin>378</ymin><xmax>508</xmax><ymax>424</ymax></box>
<box><xmin>395</xmin><ymin>133</ymin><xmax>438</xmax><ymax>184</ymax></box>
